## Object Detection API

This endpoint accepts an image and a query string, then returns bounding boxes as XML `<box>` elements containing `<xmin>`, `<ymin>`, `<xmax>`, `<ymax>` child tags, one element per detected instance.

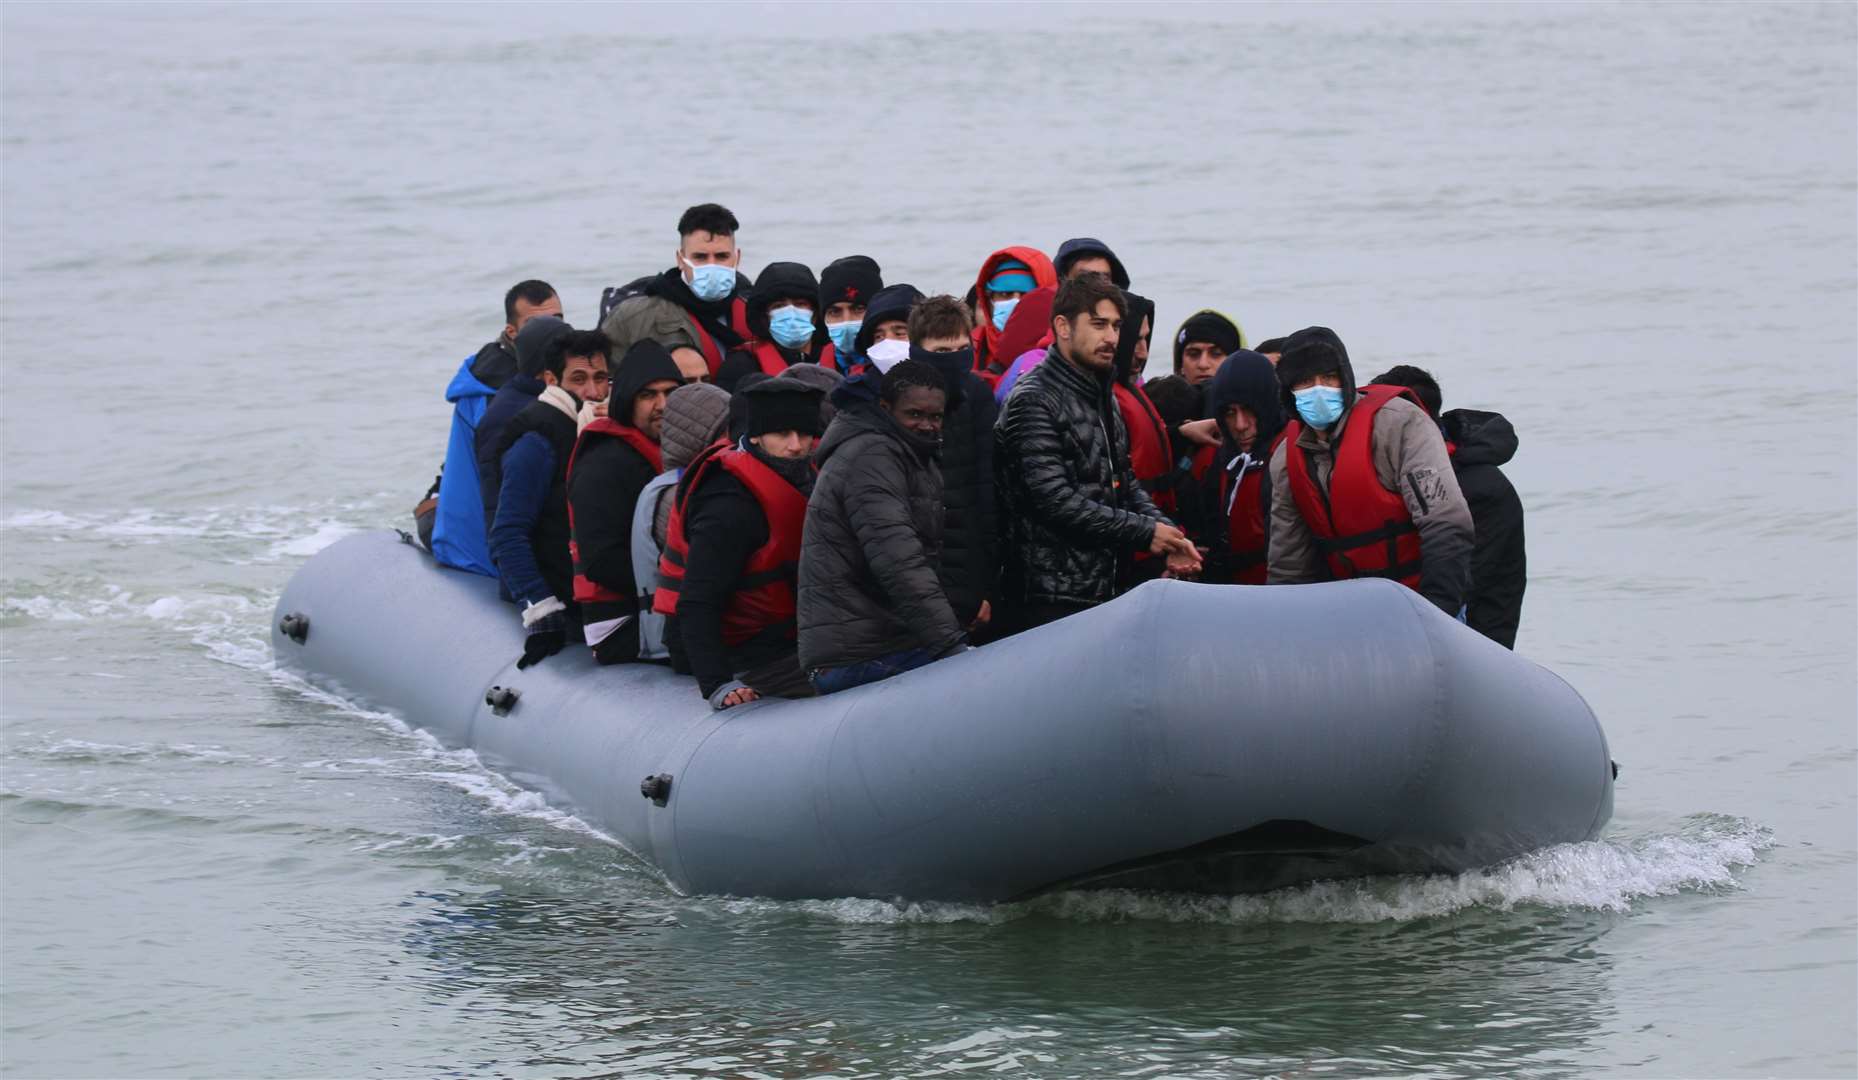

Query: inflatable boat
<box><xmin>271</xmin><ymin>530</ymin><xmax>1613</xmax><ymax>901</ymax></box>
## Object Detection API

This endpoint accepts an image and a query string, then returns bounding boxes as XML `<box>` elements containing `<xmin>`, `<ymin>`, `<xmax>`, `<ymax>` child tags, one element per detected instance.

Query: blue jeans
<box><xmin>810</xmin><ymin>647</ymin><xmax>938</xmax><ymax>695</ymax></box>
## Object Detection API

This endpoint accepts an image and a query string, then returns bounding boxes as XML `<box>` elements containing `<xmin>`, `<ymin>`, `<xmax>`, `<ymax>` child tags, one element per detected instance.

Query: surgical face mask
<box><xmin>767</xmin><ymin>305</ymin><xmax>815</xmax><ymax>350</ymax></box>
<box><xmin>990</xmin><ymin>297</ymin><xmax>1019</xmax><ymax>332</ymax></box>
<box><xmin>825</xmin><ymin>319</ymin><xmax>862</xmax><ymax>356</ymax></box>
<box><xmin>683</xmin><ymin>260</ymin><xmax>736</xmax><ymax>302</ymax></box>
<box><xmin>865</xmin><ymin>337</ymin><xmax>911</xmax><ymax>373</ymax></box>
<box><xmin>1293</xmin><ymin>385</ymin><xmax>1347</xmax><ymax>428</ymax></box>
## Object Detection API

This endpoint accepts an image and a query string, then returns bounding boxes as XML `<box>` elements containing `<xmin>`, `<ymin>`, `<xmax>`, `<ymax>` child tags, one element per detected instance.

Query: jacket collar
<box><xmin>1039</xmin><ymin>345</ymin><xmax>1113</xmax><ymax>406</ymax></box>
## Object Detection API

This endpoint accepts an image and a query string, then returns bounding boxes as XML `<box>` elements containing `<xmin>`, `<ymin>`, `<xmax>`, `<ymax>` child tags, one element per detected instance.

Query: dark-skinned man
<box><xmin>1267</xmin><ymin>327</ymin><xmax>1473</xmax><ymax>618</ymax></box>
<box><xmin>487</xmin><ymin>329</ymin><xmax>611</xmax><ymax>668</ymax></box>
<box><xmin>801</xmin><ymin>360</ymin><xmax>969</xmax><ymax>693</ymax></box>
<box><xmin>654</xmin><ymin>380</ymin><xmax>825</xmax><ymax>709</ymax></box>
<box><xmin>566</xmin><ymin>340</ymin><xmax>685</xmax><ymax>664</ymax></box>
<box><xmin>994</xmin><ymin>273</ymin><xmax>1200</xmax><ymax>634</ymax></box>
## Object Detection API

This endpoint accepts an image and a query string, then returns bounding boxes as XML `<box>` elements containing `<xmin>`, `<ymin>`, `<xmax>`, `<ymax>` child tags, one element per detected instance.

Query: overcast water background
<box><xmin>2</xmin><ymin>3</ymin><xmax>1854</xmax><ymax>1077</ymax></box>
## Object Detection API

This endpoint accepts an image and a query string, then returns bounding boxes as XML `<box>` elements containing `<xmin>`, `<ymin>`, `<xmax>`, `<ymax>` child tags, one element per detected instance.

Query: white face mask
<box><xmin>865</xmin><ymin>337</ymin><xmax>911</xmax><ymax>373</ymax></box>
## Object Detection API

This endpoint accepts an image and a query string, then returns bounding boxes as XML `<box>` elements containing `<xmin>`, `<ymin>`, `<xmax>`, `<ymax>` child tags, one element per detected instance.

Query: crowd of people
<box><xmin>412</xmin><ymin>203</ymin><xmax>1528</xmax><ymax>710</ymax></box>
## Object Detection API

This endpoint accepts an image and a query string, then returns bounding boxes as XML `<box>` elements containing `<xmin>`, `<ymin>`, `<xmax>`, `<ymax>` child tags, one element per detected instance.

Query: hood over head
<box><xmin>993</xmin><ymin>284</ymin><xmax>1057</xmax><ymax>372</ymax></box>
<box><xmin>1112</xmin><ymin>291</ymin><xmax>1157</xmax><ymax>385</ymax></box>
<box><xmin>745</xmin><ymin>261</ymin><xmax>820</xmax><ymax>342</ymax></box>
<box><xmin>817</xmin><ymin>255</ymin><xmax>883</xmax><ymax>316</ymax></box>
<box><xmin>853</xmin><ymin>283</ymin><xmax>923</xmax><ymax>355</ymax></box>
<box><xmin>1276</xmin><ymin>326</ymin><xmax>1356</xmax><ymax>417</ymax></box>
<box><xmin>969</xmin><ymin>246</ymin><xmax>1058</xmax><ymax>364</ymax></box>
<box><xmin>610</xmin><ymin>339</ymin><xmax>686</xmax><ymax>427</ymax></box>
<box><xmin>514</xmin><ymin>314</ymin><xmax>573</xmax><ymax>379</ymax></box>
<box><xmin>1054</xmin><ymin>237</ymin><xmax>1131</xmax><ymax>289</ymax></box>
<box><xmin>1171</xmin><ymin>309</ymin><xmax>1246</xmax><ymax>374</ymax></box>
<box><xmin>1441</xmin><ymin>408</ymin><xmax>1519</xmax><ymax>468</ymax></box>
<box><xmin>659</xmin><ymin>381</ymin><xmax>732</xmax><ymax>470</ymax></box>
<box><xmin>1207</xmin><ymin>349</ymin><xmax>1286</xmax><ymax>456</ymax></box>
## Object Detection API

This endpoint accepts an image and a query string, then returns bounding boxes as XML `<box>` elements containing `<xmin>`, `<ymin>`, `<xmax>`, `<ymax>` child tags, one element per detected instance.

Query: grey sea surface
<box><xmin>2</xmin><ymin>3</ymin><xmax>1854</xmax><ymax>1077</ymax></box>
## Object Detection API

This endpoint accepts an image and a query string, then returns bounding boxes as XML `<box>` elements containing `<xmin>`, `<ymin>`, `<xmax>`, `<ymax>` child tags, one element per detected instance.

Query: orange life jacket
<box><xmin>1282</xmin><ymin>384</ymin><xmax>1424</xmax><ymax>590</ymax></box>
<box><xmin>566</xmin><ymin>419</ymin><xmax>665</xmax><ymax>614</ymax></box>
<box><xmin>652</xmin><ymin>446</ymin><xmax>808</xmax><ymax>646</ymax></box>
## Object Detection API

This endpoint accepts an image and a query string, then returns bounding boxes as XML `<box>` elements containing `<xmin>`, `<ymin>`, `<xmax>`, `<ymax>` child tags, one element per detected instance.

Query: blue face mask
<box><xmin>825</xmin><ymin>319</ymin><xmax>861</xmax><ymax>356</ymax></box>
<box><xmin>685</xmin><ymin>261</ymin><xmax>736</xmax><ymax>302</ymax></box>
<box><xmin>767</xmin><ymin>305</ymin><xmax>815</xmax><ymax>350</ymax></box>
<box><xmin>1293</xmin><ymin>385</ymin><xmax>1347</xmax><ymax>428</ymax></box>
<box><xmin>991</xmin><ymin>297</ymin><xmax>1019</xmax><ymax>333</ymax></box>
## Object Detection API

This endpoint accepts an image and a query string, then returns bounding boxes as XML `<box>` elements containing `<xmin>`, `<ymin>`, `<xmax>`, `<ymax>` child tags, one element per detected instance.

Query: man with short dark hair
<box><xmin>603</xmin><ymin>203</ymin><xmax>751</xmax><ymax>379</ymax></box>
<box><xmin>801</xmin><ymin>360</ymin><xmax>968</xmax><ymax>693</ymax></box>
<box><xmin>995</xmin><ymin>275</ymin><xmax>1200</xmax><ymax>633</ymax></box>
<box><xmin>1370</xmin><ymin>364</ymin><xmax>1526</xmax><ymax>648</ymax></box>
<box><xmin>654</xmin><ymin>380</ymin><xmax>824</xmax><ymax>709</ymax></box>
<box><xmin>488</xmin><ymin>328</ymin><xmax>611</xmax><ymax>668</ymax></box>
<box><xmin>566</xmin><ymin>340</ymin><xmax>686</xmax><ymax>664</ymax></box>
<box><xmin>1268</xmin><ymin>328</ymin><xmax>1473</xmax><ymax>617</ymax></box>
<box><xmin>422</xmin><ymin>280</ymin><xmax>560</xmax><ymax>574</ymax></box>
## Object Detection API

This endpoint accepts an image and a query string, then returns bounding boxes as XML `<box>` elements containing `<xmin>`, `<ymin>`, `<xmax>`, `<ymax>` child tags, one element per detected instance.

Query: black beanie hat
<box><xmin>741</xmin><ymin>378</ymin><xmax>825</xmax><ymax>438</ymax></box>
<box><xmin>1172</xmin><ymin>310</ymin><xmax>1244</xmax><ymax>373</ymax></box>
<box><xmin>1276</xmin><ymin>326</ymin><xmax>1357</xmax><ymax>412</ymax></box>
<box><xmin>817</xmin><ymin>255</ymin><xmax>883</xmax><ymax>314</ymax></box>
<box><xmin>513</xmin><ymin>314</ymin><xmax>573</xmax><ymax>379</ymax></box>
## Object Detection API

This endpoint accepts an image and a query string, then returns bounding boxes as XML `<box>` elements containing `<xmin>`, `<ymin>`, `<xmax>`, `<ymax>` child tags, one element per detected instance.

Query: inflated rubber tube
<box><xmin>272</xmin><ymin>531</ymin><xmax>1613</xmax><ymax>901</ymax></box>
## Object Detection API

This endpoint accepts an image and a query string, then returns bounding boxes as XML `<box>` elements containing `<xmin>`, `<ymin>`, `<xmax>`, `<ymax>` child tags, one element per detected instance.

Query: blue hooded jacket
<box><xmin>429</xmin><ymin>354</ymin><xmax>499</xmax><ymax>576</ymax></box>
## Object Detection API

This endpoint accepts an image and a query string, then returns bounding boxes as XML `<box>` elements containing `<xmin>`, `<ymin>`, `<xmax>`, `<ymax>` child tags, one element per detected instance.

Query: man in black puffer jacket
<box><xmin>904</xmin><ymin>295</ymin><xmax>998</xmax><ymax>631</ymax></box>
<box><xmin>994</xmin><ymin>274</ymin><xmax>1201</xmax><ymax>633</ymax></box>
<box><xmin>800</xmin><ymin>361</ymin><xmax>968</xmax><ymax>693</ymax></box>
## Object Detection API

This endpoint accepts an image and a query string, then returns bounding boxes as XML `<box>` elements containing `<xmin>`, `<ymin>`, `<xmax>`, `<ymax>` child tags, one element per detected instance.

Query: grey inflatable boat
<box><xmin>271</xmin><ymin>530</ymin><xmax>1613</xmax><ymax>901</ymax></box>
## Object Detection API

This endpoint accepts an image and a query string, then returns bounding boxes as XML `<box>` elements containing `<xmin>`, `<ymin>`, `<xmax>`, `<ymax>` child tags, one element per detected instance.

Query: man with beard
<box><xmin>800</xmin><ymin>360</ymin><xmax>968</xmax><ymax>693</ymax></box>
<box><xmin>654</xmin><ymin>380</ymin><xmax>824</xmax><ymax>709</ymax></box>
<box><xmin>994</xmin><ymin>274</ymin><xmax>1200</xmax><ymax>633</ymax></box>
<box><xmin>565</xmin><ymin>340</ymin><xmax>686</xmax><ymax>664</ymax></box>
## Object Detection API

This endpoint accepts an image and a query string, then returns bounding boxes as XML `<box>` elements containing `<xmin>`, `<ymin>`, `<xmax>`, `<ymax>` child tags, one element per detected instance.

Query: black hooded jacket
<box><xmin>994</xmin><ymin>347</ymin><xmax>1169</xmax><ymax>609</ymax></box>
<box><xmin>1190</xmin><ymin>350</ymin><xmax>1285</xmax><ymax>580</ymax></box>
<box><xmin>566</xmin><ymin>342</ymin><xmax>685</xmax><ymax>614</ymax></box>
<box><xmin>1442</xmin><ymin>408</ymin><xmax>1526</xmax><ymax>649</ymax></box>
<box><xmin>1054</xmin><ymin>238</ymin><xmax>1131</xmax><ymax>289</ymax></box>
<box><xmin>717</xmin><ymin>261</ymin><xmax>821</xmax><ymax>391</ymax></box>
<box><xmin>798</xmin><ymin>400</ymin><xmax>963</xmax><ymax>671</ymax></box>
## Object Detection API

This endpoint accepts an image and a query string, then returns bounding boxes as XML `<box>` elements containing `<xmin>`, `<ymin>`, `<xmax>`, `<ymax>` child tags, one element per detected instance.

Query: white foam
<box><xmin>267</xmin><ymin>521</ymin><xmax>359</xmax><ymax>559</ymax></box>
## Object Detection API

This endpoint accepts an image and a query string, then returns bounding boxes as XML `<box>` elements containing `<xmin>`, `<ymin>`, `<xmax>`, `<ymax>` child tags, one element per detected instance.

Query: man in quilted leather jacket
<box><xmin>993</xmin><ymin>274</ymin><xmax>1201</xmax><ymax>634</ymax></box>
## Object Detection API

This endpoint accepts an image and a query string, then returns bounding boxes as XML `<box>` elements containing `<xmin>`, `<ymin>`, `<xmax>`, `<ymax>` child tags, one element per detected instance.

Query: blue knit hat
<box><xmin>987</xmin><ymin>259</ymin><xmax>1035</xmax><ymax>294</ymax></box>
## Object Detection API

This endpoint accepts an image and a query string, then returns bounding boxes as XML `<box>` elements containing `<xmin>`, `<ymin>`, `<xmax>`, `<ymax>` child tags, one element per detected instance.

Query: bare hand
<box><xmin>1149</xmin><ymin>522</ymin><xmax>1191</xmax><ymax>556</ymax></box>
<box><xmin>970</xmin><ymin>600</ymin><xmax>992</xmax><ymax>629</ymax></box>
<box><xmin>1164</xmin><ymin>546</ymin><xmax>1204</xmax><ymax>577</ymax></box>
<box><xmin>721</xmin><ymin>687</ymin><xmax>760</xmax><ymax>708</ymax></box>
<box><xmin>1178</xmin><ymin>419</ymin><xmax>1220</xmax><ymax>448</ymax></box>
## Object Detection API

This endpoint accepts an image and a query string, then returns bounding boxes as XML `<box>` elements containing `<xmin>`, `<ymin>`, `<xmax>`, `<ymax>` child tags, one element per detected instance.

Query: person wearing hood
<box><xmin>816</xmin><ymin>255</ymin><xmax>883</xmax><ymax>373</ymax></box>
<box><xmin>1191</xmin><ymin>350</ymin><xmax>1288</xmax><ymax>584</ymax></box>
<box><xmin>476</xmin><ymin>314</ymin><xmax>574</xmax><ymax>536</ymax></box>
<box><xmin>994</xmin><ymin>274</ymin><xmax>1200</xmax><ymax>633</ymax></box>
<box><xmin>800</xmin><ymin>360</ymin><xmax>968</xmax><ymax>693</ymax></box>
<box><xmin>565</xmin><ymin>340</ymin><xmax>686</xmax><ymax>664</ymax></box>
<box><xmin>1370</xmin><ymin>365</ymin><xmax>1525</xmax><ymax>648</ymax></box>
<box><xmin>1268</xmin><ymin>328</ymin><xmax>1473</xmax><ymax>616</ymax></box>
<box><xmin>628</xmin><ymin>381</ymin><xmax>733</xmax><ymax>671</ymax></box>
<box><xmin>422</xmin><ymin>280</ymin><xmax>561</xmax><ymax>574</ymax></box>
<box><xmin>654</xmin><ymin>380</ymin><xmax>824</xmax><ymax>709</ymax></box>
<box><xmin>848</xmin><ymin>283</ymin><xmax>923</xmax><ymax>376</ymax></box>
<box><xmin>605</xmin><ymin>203</ymin><xmax>752</xmax><ymax>380</ymax></box>
<box><xmin>989</xmin><ymin>284</ymin><xmax>1060</xmax><ymax>402</ymax></box>
<box><xmin>715</xmin><ymin>261</ymin><xmax>826</xmax><ymax>391</ymax></box>
<box><xmin>1173</xmin><ymin>310</ymin><xmax>1247</xmax><ymax>387</ymax></box>
<box><xmin>487</xmin><ymin>329</ymin><xmax>611</xmax><ymax>669</ymax></box>
<box><xmin>969</xmin><ymin>246</ymin><xmax>1058</xmax><ymax>381</ymax></box>
<box><xmin>1107</xmin><ymin>292</ymin><xmax>1173</xmax><ymax>508</ymax></box>
<box><xmin>1053</xmin><ymin>237</ymin><xmax>1131</xmax><ymax>288</ymax></box>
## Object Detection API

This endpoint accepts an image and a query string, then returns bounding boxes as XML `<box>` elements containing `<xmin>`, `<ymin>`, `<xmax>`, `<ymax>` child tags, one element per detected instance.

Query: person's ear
<box><xmin>727</xmin><ymin>248</ymin><xmax>742</xmax><ymax>268</ymax></box>
<box><xmin>541</xmin><ymin>370</ymin><xmax>560</xmax><ymax>387</ymax></box>
<box><xmin>1052</xmin><ymin>315</ymin><xmax>1070</xmax><ymax>343</ymax></box>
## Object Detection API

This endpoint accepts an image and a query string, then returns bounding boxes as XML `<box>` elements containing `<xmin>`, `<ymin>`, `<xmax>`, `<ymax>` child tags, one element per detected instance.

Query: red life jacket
<box><xmin>1213</xmin><ymin>433</ymin><xmax>1284</xmax><ymax>585</ymax></box>
<box><xmin>566</xmin><ymin>419</ymin><xmax>665</xmax><ymax>611</ymax></box>
<box><xmin>686</xmin><ymin>297</ymin><xmax>754</xmax><ymax>378</ymax></box>
<box><xmin>746</xmin><ymin>339</ymin><xmax>833</xmax><ymax>377</ymax></box>
<box><xmin>1113</xmin><ymin>381</ymin><xmax>1174</xmax><ymax>513</ymax></box>
<box><xmin>651</xmin><ymin>446</ymin><xmax>808</xmax><ymax>646</ymax></box>
<box><xmin>1282</xmin><ymin>384</ymin><xmax>1424</xmax><ymax>590</ymax></box>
